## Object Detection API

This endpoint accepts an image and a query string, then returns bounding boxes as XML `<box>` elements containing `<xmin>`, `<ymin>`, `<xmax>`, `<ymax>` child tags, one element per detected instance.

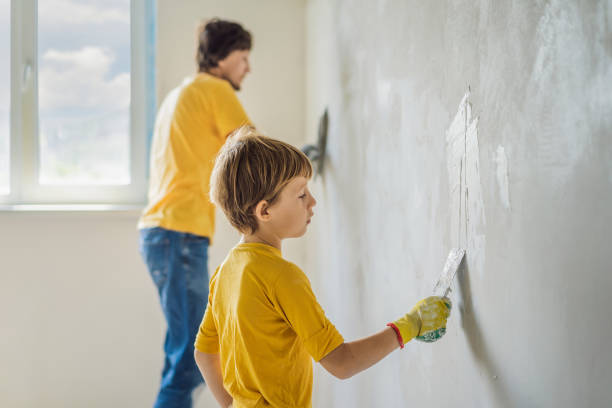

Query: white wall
<box><xmin>304</xmin><ymin>1</ymin><xmax>612</xmax><ymax>407</ymax></box>
<box><xmin>0</xmin><ymin>211</ymin><xmax>163</xmax><ymax>407</ymax></box>
<box><xmin>0</xmin><ymin>1</ymin><xmax>305</xmax><ymax>406</ymax></box>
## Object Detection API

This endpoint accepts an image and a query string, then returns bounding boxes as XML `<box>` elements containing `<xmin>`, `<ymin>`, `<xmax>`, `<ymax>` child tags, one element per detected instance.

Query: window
<box><xmin>2</xmin><ymin>0</ymin><xmax>155</xmax><ymax>206</ymax></box>
<box><xmin>0</xmin><ymin>0</ymin><xmax>9</xmax><ymax>195</ymax></box>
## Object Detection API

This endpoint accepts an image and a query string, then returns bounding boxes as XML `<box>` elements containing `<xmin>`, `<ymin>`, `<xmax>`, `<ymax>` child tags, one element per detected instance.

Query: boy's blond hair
<box><xmin>210</xmin><ymin>126</ymin><xmax>313</xmax><ymax>233</ymax></box>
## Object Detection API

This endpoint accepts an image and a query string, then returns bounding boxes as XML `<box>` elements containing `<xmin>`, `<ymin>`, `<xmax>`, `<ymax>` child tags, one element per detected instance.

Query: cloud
<box><xmin>39</xmin><ymin>46</ymin><xmax>130</xmax><ymax>111</ymax></box>
<box><xmin>0</xmin><ymin>0</ymin><xmax>9</xmax><ymax>108</ymax></box>
<box><xmin>38</xmin><ymin>0</ymin><xmax>129</xmax><ymax>26</ymax></box>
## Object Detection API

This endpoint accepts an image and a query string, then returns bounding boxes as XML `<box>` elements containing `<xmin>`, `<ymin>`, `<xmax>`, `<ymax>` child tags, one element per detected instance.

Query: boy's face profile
<box><xmin>256</xmin><ymin>176</ymin><xmax>316</xmax><ymax>239</ymax></box>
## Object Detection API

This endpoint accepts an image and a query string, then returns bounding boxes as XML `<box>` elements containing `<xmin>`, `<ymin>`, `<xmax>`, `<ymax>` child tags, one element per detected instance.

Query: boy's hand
<box><xmin>414</xmin><ymin>296</ymin><xmax>452</xmax><ymax>343</ymax></box>
<box><xmin>387</xmin><ymin>296</ymin><xmax>451</xmax><ymax>347</ymax></box>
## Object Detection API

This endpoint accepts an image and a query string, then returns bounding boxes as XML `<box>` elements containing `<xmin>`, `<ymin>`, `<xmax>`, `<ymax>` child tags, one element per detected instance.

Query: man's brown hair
<box><xmin>210</xmin><ymin>126</ymin><xmax>313</xmax><ymax>234</ymax></box>
<box><xmin>197</xmin><ymin>18</ymin><xmax>252</xmax><ymax>72</ymax></box>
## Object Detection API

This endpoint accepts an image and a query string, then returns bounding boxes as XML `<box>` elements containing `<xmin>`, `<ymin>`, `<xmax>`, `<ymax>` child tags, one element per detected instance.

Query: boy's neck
<box><xmin>241</xmin><ymin>231</ymin><xmax>282</xmax><ymax>251</ymax></box>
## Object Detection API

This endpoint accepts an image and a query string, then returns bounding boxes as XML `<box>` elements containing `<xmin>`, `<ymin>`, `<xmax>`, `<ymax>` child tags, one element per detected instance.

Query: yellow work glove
<box><xmin>387</xmin><ymin>296</ymin><xmax>451</xmax><ymax>348</ymax></box>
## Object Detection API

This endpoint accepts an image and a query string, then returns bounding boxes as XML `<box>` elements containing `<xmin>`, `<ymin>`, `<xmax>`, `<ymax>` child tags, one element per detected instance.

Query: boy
<box><xmin>194</xmin><ymin>127</ymin><xmax>451</xmax><ymax>407</ymax></box>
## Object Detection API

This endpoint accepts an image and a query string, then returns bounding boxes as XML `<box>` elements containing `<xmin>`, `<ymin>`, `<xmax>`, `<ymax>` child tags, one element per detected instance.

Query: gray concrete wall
<box><xmin>304</xmin><ymin>1</ymin><xmax>612</xmax><ymax>406</ymax></box>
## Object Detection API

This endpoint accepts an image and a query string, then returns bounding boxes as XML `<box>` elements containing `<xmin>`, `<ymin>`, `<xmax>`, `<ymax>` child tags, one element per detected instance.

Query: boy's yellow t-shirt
<box><xmin>138</xmin><ymin>73</ymin><xmax>250</xmax><ymax>239</ymax></box>
<box><xmin>195</xmin><ymin>243</ymin><xmax>344</xmax><ymax>408</ymax></box>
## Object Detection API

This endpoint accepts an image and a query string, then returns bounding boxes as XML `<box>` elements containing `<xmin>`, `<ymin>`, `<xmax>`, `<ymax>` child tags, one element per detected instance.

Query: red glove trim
<box><xmin>386</xmin><ymin>322</ymin><xmax>404</xmax><ymax>349</ymax></box>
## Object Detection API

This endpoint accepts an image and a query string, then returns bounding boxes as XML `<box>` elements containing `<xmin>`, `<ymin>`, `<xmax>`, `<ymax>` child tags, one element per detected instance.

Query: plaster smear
<box><xmin>495</xmin><ymin>145</ymin><xmax>511</xmax><ymax>210</ymax></box>
<box><xmin>446</xmin><ymin>91</ymin><xmax>486</xmax><ymax>276</ymax></box>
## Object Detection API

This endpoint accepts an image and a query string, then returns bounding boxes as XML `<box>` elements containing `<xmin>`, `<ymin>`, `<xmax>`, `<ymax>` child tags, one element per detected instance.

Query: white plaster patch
<box><xmin>445</xmin><ymin>90</ymin><xmax>486</xmax><ymax>278</ymax></box>
<box><xmin>446</xmin><ymin>93</ymin><xmax>469</xmax><ymax>246</ymax></box>
<box><xmin>494</xmin><ymin>145</ymin><xmax>511</xmax><ymax>210</ymax></box>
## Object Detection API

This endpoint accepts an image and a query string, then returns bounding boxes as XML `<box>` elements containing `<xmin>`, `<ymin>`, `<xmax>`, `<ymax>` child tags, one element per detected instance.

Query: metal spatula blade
<box><xmin>433</xmin><ymin>248</ymin><xmax>465</xmax><ymax>298</ymax></box>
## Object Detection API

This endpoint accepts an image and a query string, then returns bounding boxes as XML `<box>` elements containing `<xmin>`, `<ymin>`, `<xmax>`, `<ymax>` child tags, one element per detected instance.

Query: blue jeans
<box><xmin>139</xmin><ymin>227</ymin><xmax>210</xmax><ymax>408</ymax></box>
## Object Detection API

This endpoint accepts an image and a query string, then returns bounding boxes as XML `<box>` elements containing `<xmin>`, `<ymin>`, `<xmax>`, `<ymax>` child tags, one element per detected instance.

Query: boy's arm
<box><xmin>319</xmin><ymin>296</ymin><xmax>451</xmax><ymax>379</ymax></box>
<box><xmin>319</xmin><ymin>327</ymin><xmax>398</xmax><ymax>379</ymax></box>
<box><xmin>194</xmin><ymin>350</ymin><xmax>232</xmax><ymax>407</ymax></box>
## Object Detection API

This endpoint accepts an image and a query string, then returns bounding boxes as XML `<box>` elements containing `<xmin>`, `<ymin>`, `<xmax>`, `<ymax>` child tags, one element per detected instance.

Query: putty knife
<box><xmin>415</xmin><ymin>248</ymin><xmax>465</xmax><ymax>343</ymax></box>
<box><xmin>432</xmin><ymin>248</ymin><xmax>465</xmax><ymax>298</ymax></box>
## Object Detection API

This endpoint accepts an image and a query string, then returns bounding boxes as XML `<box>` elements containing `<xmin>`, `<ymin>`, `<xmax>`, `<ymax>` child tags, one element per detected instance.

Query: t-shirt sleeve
<box><xmin>273</xmin><ymin>265</ymin><xmax>344</xmax><ymax>362</ymax></box>
<box><xmin>194</xmin><ymin>268</ymin><xmax>220</xmax><ymax>353</ymax></box>
<box><xmin>212</xmin><ymin>80</ymin><xmax>252</xmax><ymax>139</ymax></box>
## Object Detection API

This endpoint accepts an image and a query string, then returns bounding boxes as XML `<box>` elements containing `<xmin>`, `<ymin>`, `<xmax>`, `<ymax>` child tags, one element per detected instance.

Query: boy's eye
<box><xmin>299</xmin><ymin>193</ymin><xmax>307</xmax><ymax>199</ymax></box>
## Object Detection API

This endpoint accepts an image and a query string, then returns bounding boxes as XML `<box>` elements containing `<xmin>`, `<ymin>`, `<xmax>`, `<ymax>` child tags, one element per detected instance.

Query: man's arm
<box><xmin>194</xmin><ymin>350</ymin><xmax>232</xmax><ymax>407</ymax></box>
<box><xmin>319</xmin><ymin>327</ymin><xmax>399</xmax><ymax>379</ymax></box>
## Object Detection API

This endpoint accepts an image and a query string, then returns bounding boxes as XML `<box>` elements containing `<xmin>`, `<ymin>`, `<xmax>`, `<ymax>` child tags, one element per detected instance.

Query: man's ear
<box><xmin>253</xmin><ymin>200</ymin><xmax>272</xmax><ymax>223</ymax></box>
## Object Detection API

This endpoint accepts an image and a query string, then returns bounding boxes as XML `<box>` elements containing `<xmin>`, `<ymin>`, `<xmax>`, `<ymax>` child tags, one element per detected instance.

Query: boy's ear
<box><xmin>253</xmin><ymin>200</ymin><xmax>272</xmax><ymax>222</ymax></box>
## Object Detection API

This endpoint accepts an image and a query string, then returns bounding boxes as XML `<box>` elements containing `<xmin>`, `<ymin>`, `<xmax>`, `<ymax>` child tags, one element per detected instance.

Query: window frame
<box><xmin>3</xmin><ymin>0</ymin><xmax>155</xmax><ymax>206</ymax></box>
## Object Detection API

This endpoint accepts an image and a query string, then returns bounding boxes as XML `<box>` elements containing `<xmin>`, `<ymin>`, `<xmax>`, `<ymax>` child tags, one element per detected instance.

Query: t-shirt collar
<box><xmin>236</xmin><ymin>242</ymin><xmax>282</xmax><ymax>257</ymax></box>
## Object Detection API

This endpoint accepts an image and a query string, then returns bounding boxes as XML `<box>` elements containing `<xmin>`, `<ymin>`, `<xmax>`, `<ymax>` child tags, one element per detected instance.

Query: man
<box><xmin>138</xmin><ymin>19</ymin><xmax>252</xmax><ymax>408</ymax></box>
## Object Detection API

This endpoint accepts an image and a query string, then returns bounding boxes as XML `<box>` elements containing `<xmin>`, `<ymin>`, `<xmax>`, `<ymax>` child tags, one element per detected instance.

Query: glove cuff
<box><xmin>386</xmin><ymin>322</ymin><xmax>405</xmax><ymax>349</ymax></box>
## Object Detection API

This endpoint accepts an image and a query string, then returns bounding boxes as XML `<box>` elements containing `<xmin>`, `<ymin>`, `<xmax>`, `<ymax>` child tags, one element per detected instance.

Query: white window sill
<box><xmin>0</xmin><ymin>204</ymin><xmax>145</xmax><ymax>216</ymax></box>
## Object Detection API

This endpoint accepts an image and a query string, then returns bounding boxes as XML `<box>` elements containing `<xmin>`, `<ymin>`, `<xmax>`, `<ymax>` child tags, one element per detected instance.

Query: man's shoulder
<box><xmin>166</xmin><ymin>74</ymin><xmax>233</xmax><ymax>111</ymax></box>
<box><xmin>189</xmin><ymin>73</ymin><xmax>234</xmax><ymax>94</ymax></box>
<box><xmin>161</xmin><ymin>74</ymin><xmax>232</xmax><ymax>104</ymax></box>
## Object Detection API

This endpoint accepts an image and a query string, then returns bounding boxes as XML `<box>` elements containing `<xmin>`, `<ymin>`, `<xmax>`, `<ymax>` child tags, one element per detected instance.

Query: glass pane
<box><xmin>0</xmin><ymin>0</ymin><xmax>10</xmax><ymax>194</ymax></box>
<box><xmin>38</xmin><ymin>0</ymin><xmax>131</xmax><ymax>185</ymax></box>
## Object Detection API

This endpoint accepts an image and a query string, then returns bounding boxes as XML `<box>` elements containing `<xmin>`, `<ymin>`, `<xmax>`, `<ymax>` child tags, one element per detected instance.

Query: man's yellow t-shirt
<box><xmin>138</xmin><ymin>73</ymin><xmax>250</xmax><ymax>239</ymax></box>
<box><xmin>195</xmin><ymin>243</ymin><xmax>344</xmax><ymax>408</ymax></box>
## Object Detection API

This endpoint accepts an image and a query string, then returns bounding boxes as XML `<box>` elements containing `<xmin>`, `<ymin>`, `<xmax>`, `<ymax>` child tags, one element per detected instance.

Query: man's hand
<box><xmin>388</xmin><ymin>296</ymin><xmax>451</xmax><ymax>347</ymax></box>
